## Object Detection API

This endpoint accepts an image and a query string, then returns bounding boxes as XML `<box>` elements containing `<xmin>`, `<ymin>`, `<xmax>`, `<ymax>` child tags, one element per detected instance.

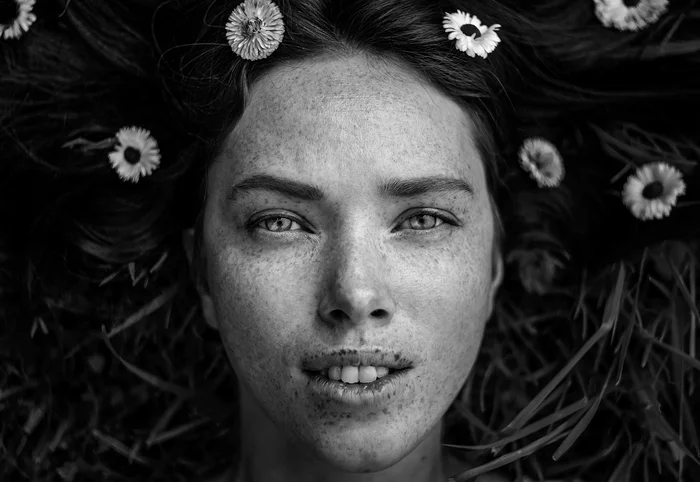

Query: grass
<box><xmin>1</xmin><ymin>3</ymin><xmax>699</xmax><ymax>482</ymax></box>
<box><xmin>1</xmin><ymin>237</ymin><xmax>698</xmax><ymax>482</ymax></box>
<box><xmin>443</xmin><ymin>248</ymin><xmax>700</xmax><ymax>482</ymax></box>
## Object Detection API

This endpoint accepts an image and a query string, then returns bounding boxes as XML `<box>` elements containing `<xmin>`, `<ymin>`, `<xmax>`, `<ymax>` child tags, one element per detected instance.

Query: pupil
<box><xmin>123</xmin><ymin>147</ymin><xmax>142</xmax><ymax>165</ymax></box>
<box><xmin>641</xmin><ymin>181</ymin><xmax>664</xmax><ymax>200</ymax></box>
<box><xmin>0</xmin><ymin>1</ymin><xmax>18</xmax><ymax>25</ymax></box>
<box><xmin>460</xmin><ymin>24</ymin><xmax>481</xmax><ymax>38</ymax></box>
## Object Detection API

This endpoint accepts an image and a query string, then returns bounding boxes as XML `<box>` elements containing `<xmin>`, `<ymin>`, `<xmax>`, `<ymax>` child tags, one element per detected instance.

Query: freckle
<box><xmin>394</xmin><ymin>354</ymin><xmax>400</xmax><ymax>361</ymax></box>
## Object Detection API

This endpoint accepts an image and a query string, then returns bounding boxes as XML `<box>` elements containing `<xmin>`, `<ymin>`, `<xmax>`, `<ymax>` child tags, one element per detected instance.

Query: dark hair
<box><xmin>155</xmin><ymin>0</ymin><xmax>546</xmax><ymax>285</ymax></box>
<box><xmin>2</xmin><ymin>0</ymin><xmax>698</xmax><ymax>481</ymax></box>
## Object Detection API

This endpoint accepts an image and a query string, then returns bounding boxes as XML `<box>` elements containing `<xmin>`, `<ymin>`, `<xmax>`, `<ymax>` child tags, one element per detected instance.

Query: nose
<box><xmin>318</xmin><ymin>234</ymin><xmax>396</xmax><ymax>328</ymax></box>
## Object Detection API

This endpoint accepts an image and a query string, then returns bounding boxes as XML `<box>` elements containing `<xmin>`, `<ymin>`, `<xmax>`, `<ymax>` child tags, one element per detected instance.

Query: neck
<box><xmin>235</xmin><ymin>384</ymin><xmax>451</xmax><ymax>482</ymax></box>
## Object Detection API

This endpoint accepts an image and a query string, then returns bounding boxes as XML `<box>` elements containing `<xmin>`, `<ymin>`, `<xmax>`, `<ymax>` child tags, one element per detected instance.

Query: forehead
<box><xmin>215</xmin><ymin>55</ymin><xmax>485</xmax><ymax>188</ymax></box>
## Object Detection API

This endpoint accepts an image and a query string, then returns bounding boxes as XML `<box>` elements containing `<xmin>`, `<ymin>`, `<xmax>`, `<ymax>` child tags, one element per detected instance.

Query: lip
<box><xmin>303</xmin><ymin>368</ymin><xmax>413</xmax><ymax>409</ymax></box>
<box><xmin>301</xmin><ymin>348</ymin><xmax>415</xmax><ymax>372</ymax></box>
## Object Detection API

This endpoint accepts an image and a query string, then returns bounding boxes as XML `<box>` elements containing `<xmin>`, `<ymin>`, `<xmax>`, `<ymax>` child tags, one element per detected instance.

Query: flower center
<box><xmin>622</xmin><ymin>0</ymin><xmax>641</xmax><ymax>7</ymax></box>
<box><xmin>244</xmin><ymin>17</ymin><xmax>264</xmax><ymax>36</ymax></box>
<box><xmin>531</xmin><ymin>152</ymin><xmax>554</xmax><ymax>171</ymax></box>
<box><xmin>460</xmin><ymin>24</ymin><xmax>482</xmax><ymax>38</ymax></box>
<box><xmin>642</xmin><ymin>180</ymin><xmax>664</xmax><ymax>199</ymax></box>
<box><xmin>0</xmin><ymin>0</ymin><xmax>18</xmax><ymax>26</ymax></box>
<box><xmin>123</xmin><ymin>147</ymin><xmax>142</xmax><ymax>165</ymax></box>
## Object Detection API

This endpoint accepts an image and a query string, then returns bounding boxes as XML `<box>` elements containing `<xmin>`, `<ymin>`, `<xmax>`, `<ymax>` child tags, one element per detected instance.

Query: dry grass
<box><xmin>1</xmin><ymin>242</ymin><xmax>698</xmax><ymax>482</ymax></box>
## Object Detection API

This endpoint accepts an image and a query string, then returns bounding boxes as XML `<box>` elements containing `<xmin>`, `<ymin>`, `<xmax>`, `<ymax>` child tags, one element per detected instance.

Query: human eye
<box><xmin>246</xmin><ymin>214</ymin><xmax>307</xmax><ymax>234</ymax></box>
<box><xmin>393</xmin><ymin>210</ymin><xmax>457</xmax><ymax>233</ymax></box>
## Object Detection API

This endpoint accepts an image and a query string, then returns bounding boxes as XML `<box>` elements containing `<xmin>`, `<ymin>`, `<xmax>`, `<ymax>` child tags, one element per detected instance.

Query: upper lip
<box><xmin>302</xmin><ymin>349</ymin><xmax>414</xmax><ymax>372</ymax></box>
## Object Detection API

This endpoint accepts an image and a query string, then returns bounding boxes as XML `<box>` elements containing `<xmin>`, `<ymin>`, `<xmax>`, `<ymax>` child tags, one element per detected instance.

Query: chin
<box><xmin>307</xmin><ymin>432</ymin><xmax>412</xmax><ymax>473</ymax></box>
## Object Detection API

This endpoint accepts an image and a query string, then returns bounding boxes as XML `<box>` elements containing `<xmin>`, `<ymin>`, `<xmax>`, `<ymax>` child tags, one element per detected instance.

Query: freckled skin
<box><xmin>197</xmin><ymin>54</ymin><xmax>503</xmax><ymax>482</ymax></box>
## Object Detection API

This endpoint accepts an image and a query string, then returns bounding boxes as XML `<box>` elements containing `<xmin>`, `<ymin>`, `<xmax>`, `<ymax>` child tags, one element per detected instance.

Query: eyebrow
<box><xmin>226</xmin><ymin>173</ymin><xmax>474</xmax><ymax>202</ymax></box>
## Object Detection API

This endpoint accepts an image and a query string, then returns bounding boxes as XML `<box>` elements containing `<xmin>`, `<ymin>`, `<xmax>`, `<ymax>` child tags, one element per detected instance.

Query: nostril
<box><xmin>370</xmin><ymin>308</ymin><xmax>389</xmax><ymax>318</ymax></box>
<box><xmin>328</xmin><ymin>309</ymin><xmax>349</xmax><ymax>322</ymax></box>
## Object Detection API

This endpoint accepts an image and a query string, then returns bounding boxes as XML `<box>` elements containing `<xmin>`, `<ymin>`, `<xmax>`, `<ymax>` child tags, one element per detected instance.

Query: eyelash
<box><xmin>246</xmin><ymin>210</ymin><xmax>457</xmax><ymax>236</ymax></box>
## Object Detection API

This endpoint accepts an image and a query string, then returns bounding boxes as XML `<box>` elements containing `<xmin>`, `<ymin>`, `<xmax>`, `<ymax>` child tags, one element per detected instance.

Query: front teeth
<box><xmin>321</xmin><ymin>366</ymin><xmax>391</xmax><ymax>383</ymax></box>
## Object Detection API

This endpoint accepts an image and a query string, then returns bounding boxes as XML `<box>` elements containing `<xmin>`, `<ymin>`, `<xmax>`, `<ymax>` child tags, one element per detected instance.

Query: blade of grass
<box><xmin>98</xmin><ymin>269</ymin><xmax>121</xmax><ymax>287</ymax></box>
<box><xmin>501</xmin><ymin>265</ymin><xmax>624</xmax><ymax>434</ymax></box>
<box><xmin>641</xmin><ymin>312</ymin><xmax>664</xmax><ymax>368</ymax></box>
<box><xmin>106</xmin><ymin>285</ymin><xmax>178</xmax><ymax>338</ymax></box>
<box><xmin>145</xmin><ymin>418</ymin><xmax>209</xmax><ymax>447</ymax></box>
<box><xmin>501</xmin><ymin>319</ymin><xmax>613</xmax><ymax>434</ymax></box>
<box><xmin>689</xmin><ymin>259</ymin><xmax>696</xmax><ymax>395</ymax></box>
<box><xmin>448</xmin><ymin>418</ymin><xmax>576</xmax><ymax>482</ymax></box>
<box><xmin>451</xmin><ymin>403</ymin><xmax>497</xmax><ymax>436</ymax></box>
<box><xmin>615</xmin><ymin>312</ymin><xmax>635</xmax><ymax>386</ymax></box>
<box><xmin>0</xmin><ymin>381</ymin><xmax>37</xmax><ymax>402</ymax></box>
<box><xmin>443</xmin><ymin>396</ymin><xmax>588</xmax><ymax>452</ymax></box>
<box><xmin>545</xmin><ymin>432</ymin><xmax>622</xmax><ymax>476</ymax></box>
<box><xmin>145</xmin><ymin>396</ymin><xmax>186</xmax><ymax>446</ymax></box>
<box><xmin>552</xmin><ymin>369</ymin><xmax>612</xmax><ymax>460</ymax></box>
<box><xmin>635</xmin><ymin>326</ymin><xmax>700</xmax><ymax>371</ymax></box>
<box><xmin>48</xmin><ymin>415</ymin><xmax>73</xmax><ymax>452</ymax></box>
<box><xmin>608</xmin><ymin>264</ymin><xmax>628</xmax><ymax>339</ymax></box>
<box><xmin>642</xmin><ymin>400</ymin><xmax>700</xmax><ymax>467</ymax></box>
<box><xmin>641</xmin><ymin>40</ymin><xmax>700</xmax><ymax>60</ymax></box>
<box><xmin>102</xmin><ymin>332</ymin><xmax>194</xmax><ymax>398</ymax></box>
<box><xmin>149</xmin><ymin>250</ymin><xmax>169</xmax><ymax>273</ymax></box>
<box><xmin>91</xmin><ymin>430</ymin><xmax>150</xmax><ymax>465</ymax></box>
<box><xmin>671</xmin><ymin>263</ymin><xmax>700</xmax><ymax>335</ymax></box>
<box><xmin>606</xmin><ymin>443</ymin><xmax>643</xmax><ymax>482</ymax></box>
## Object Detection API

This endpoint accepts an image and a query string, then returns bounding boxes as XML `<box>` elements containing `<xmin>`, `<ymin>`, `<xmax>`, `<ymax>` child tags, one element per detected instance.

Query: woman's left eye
<box><xmin>249</xmin><ymin>215</ymin><xmax>305</xmax><ymax>234</ymax></box>
<box><xmin>396</xmin><ymin>212</ymin><xmax>449</xmax><ymax>232</ymax></box>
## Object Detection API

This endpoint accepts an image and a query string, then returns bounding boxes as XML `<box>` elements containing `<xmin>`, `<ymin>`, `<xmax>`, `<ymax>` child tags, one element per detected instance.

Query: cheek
<box><xmin>395</xmin><ymin>226</ymin><xmax>494</xmax><ymax>367</ymax></box>
<box><xmin>204</xmin><ymin>235</ymin><xmax>317</xmax><ymax>373</ymax></box>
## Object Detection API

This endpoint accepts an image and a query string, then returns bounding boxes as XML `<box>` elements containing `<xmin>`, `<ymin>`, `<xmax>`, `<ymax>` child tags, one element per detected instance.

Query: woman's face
<box><xmin>198</xmin><ymin>55</ymin><xmax>502</xmax><ymax>471</ymax></box>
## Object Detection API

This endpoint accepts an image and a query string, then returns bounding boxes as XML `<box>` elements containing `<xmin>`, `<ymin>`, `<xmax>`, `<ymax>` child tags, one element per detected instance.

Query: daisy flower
<box><xmin>593</xmin><ymin>0</ymin><xmax>669</xmax><ymax>32</ymax></box>
<box><xmin>518</xmin><ymin>137</ymin><xmax>565</xmax><ymax>188</ymax></box>
<box><xmin>108</xmin><ymin>127</ymin><xmax>161</xmax><ymax>183</ymax></box>
<box><xmin>225</xmin><ymin>0</ymin><xmax>285</xmax><ymax>61</ymax></box>
<box><xmin>442</xmin><ymin>10</ymin><xmax>501</xmax><ymax>59</ymax></box>
<box><xmin>0</xmin><ymin>0</ymin><xmax>37</xmax><ymax>40</ymax></box>
<box><xmin>622</xmin><ymin>162</ymin><xmax>686</xmax><ymax>220</ymax></box>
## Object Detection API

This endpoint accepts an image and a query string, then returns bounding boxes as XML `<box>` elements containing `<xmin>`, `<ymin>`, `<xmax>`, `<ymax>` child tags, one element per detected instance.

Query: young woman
<box><xmin>1</xmin><ymin>0</ymin><xmax>697</xmax><ymax>481</ymax></box>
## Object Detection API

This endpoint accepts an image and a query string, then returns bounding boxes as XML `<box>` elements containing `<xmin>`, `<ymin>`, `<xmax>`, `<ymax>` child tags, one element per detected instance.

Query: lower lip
<box><xmin>303</xmin><ymin>369</ymin><xmax>412</xmax><ymax>408</ymax></box>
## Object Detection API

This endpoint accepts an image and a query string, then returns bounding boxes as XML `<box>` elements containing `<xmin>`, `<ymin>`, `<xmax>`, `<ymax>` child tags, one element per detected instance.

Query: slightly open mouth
<box><xmin>305</xmin><ymin>367</ymin><xmax>407</xmax><ymax>381</ymax></box>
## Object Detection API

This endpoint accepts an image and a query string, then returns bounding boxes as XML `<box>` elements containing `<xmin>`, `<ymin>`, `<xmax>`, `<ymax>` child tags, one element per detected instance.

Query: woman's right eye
<box><xmin>251</xmin><ymin>215</ymin><xmax>304</xmax><ymax>233</ymax></box>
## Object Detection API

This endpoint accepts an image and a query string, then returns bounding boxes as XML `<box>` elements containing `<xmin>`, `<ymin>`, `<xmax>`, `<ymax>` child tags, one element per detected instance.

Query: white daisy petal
<box><xmin>443</xmin><ymin>10</ymin><xmax>502</xmax><ymax>58</ymax></box>
<box><xmin>622</xmin><ymin>162</ymin><xmax>686</xmax><ymax>221</ymax></box>
<box><xmin>109</xmin><ymin>126</ymin><xmax>161</xmax><ymax>183</ymax></box>
<box><xmin>0</xmin><ymin>0</ymin><xmax>37</xmax><ymax>40</ymax></box>
<box><xmin>226</xmin><ymin>0</ymin><xmax>285</xmax><ymax>60</ymax></box>
<box><xmin>518</xmin><ymin>137</ymin><xmax>566</xmax><ymax>188</ymax></box>
<box><xmin>593</xmin><ymin>0</ymin><xmax>669</xmax><ymax>32</ymax></box>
